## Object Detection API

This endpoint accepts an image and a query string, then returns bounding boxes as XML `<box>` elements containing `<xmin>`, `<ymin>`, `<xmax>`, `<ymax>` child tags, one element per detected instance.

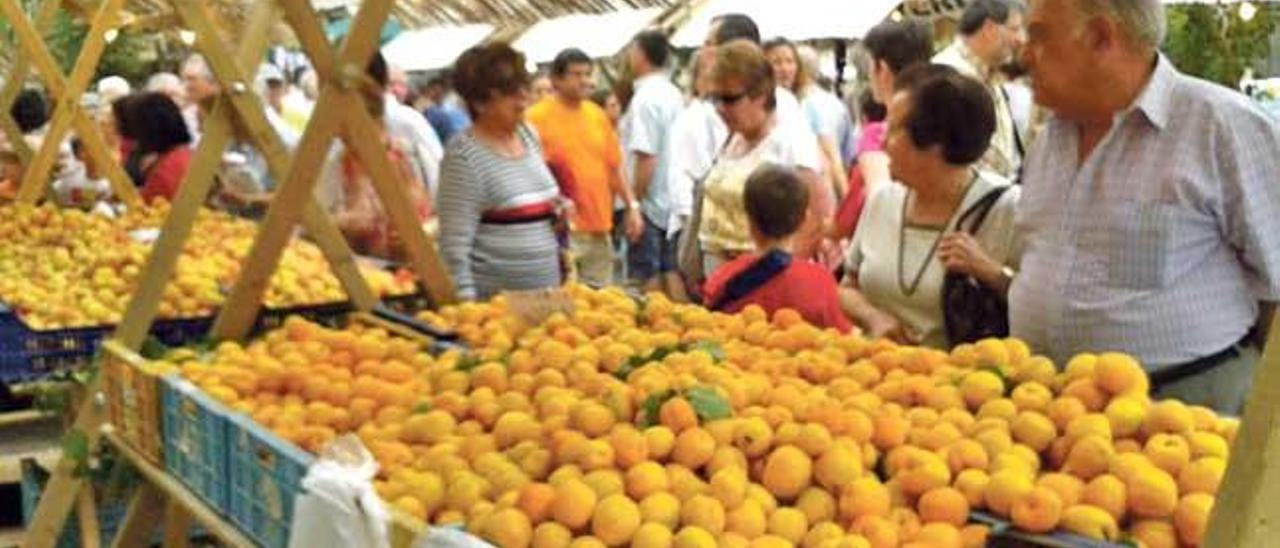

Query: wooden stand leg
<box><xmin>1204</xmin><ymin>308</ymin><xmax>1280</xmax><ymax>547</ymax></box>
<box><xmin>161</xmin><ymin>501</ymin><xmax>193</xmax><ymax>548</ymax></box>
<box><xmin>75</xmin><ymin>486</ymin><xmax>101</xmax><ymax>548</ymax></box>
<box><xmin>108</xmin><ymin>483</ymin><xmax>165</xmax><ymax>548</ymax></box>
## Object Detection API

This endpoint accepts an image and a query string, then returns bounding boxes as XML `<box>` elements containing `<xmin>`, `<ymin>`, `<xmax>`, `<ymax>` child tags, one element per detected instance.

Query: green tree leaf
<box><xmin>685</xmin><ymin>386</ymin><xmax>732</xmax><ymax>422</ymax></box>
<box><xmin>639</xmin><ymin>390</ymin><xmax>676</xmax><ymax>428</ymax></box>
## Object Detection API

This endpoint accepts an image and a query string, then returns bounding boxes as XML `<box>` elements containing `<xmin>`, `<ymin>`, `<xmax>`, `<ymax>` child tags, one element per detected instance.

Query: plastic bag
<box><xmin>410</xmin><ymin>527</ymin><xmax>494</xmax><ymax>548</ymax></box>
<box><xmin>288</xmin><ymin>435</ymin><xmax>390</xmax><ymax>548</ymax></box>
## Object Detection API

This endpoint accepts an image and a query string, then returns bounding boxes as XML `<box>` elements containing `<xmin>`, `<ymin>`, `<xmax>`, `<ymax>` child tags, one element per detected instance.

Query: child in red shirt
<box><xmin>703</xmin><ymin>164</ymin><xmax>854</xmax><ymax>332</ymax></box>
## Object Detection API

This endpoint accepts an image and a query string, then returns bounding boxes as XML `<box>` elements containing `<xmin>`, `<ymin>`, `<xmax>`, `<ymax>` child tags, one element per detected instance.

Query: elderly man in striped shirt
<box><xmin>1011</xmin><ymin>0</ymin><xmax>1280</xmax><ymax>413</ymax></box>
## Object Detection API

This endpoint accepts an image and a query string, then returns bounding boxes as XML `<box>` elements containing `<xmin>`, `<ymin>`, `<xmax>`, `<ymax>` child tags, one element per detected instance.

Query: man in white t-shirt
<box><xmin>622</xmin><ymin>30</ymin><xmax>687</xmax><ymax>298</ymax></box>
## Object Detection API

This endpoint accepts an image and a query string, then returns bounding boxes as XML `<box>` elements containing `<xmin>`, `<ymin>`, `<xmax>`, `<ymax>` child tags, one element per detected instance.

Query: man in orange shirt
<box><xmin>527</xmin><ymin>48</ymin><xmax>643</xmax><ymax>288</ymax></box>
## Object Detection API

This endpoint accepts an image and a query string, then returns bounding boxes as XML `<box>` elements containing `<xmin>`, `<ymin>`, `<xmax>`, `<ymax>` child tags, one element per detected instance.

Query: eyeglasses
<box><xmin>711</xmin><ymin>91</ymin><xmax>749</xmax><ymax>106</ymax></box>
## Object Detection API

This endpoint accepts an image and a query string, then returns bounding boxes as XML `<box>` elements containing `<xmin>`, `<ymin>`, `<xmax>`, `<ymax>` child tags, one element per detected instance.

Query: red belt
<box><xmin>481</xmin><ymin>201</ymin><xmax>556</xmax><ymax>225</ymax></box>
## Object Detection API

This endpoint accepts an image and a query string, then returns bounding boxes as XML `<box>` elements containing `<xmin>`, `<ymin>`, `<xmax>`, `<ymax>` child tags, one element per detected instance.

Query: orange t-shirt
<box><xmin>525</xmin><ymin>97</ymin><xmax>620</xmax><ymax>233</ymax></box>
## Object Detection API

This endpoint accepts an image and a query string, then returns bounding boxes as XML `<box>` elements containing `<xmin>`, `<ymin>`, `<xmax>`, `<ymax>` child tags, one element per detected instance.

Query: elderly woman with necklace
<box><xmin>840</xmin><ymin>64</ymin><xmax>1020</xmax><ymax>348</ymax></box>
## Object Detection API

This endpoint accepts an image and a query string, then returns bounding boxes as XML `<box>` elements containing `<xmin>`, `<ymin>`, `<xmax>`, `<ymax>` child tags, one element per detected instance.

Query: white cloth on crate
<box><xmin>288</xmin><ymin>435</ymin><xmax>390</xmax><ymax>548</ymax></box>
<box><xmin>1010</xmin><ymin>55</ymin><xmax>1280</xmax><ymax>369</ymax></box>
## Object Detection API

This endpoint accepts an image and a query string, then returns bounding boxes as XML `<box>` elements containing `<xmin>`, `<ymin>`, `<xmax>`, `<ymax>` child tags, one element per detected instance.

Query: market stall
<box><xmin>10</xmin><ymin>1</ymin><xmax>1280</xmax><ymax>548</ymax></box>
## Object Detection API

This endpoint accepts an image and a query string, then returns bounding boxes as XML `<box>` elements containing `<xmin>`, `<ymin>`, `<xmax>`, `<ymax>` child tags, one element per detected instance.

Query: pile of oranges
<box><xmin>168</xmin><ymin>284</ymin><xmax>1234</xmax><ymax>548</ymax></box>
<box><xmin>0</xmin><ymin>202</ymin><xmax>415</xmax><ymax>328</ymax></box>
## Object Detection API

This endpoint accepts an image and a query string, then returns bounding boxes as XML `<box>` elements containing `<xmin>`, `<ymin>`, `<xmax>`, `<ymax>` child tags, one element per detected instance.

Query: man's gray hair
<box><xmin>181</xmin><ymin>53</ymin><xmax>214</xmax><ymax>81</ymax></box>
<box><xmin>1078</xmin><ymin>0</ymin><xmax>1166</xmax><ymax>49</ymax></box>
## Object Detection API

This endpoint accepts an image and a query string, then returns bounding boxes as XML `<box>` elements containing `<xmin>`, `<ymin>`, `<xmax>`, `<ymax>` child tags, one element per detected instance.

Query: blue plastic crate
<box><xmin>20</xmin><ymin>459</ymin><xmax>129</xmax><ymax>548</ymax></box>
<box><xmin>0</xmin><ymin>307</ymin><xmax>214</xmax><ymax>384</ymax></box>
<box><xmin>161</xmin><ymin>376</ymin><xmax>232</xmax><ymax>513</ymax></box>
<box><xmin>227</xmin><ymin>413</ymin><xmax>316</xmax><ymax>548</ymax></box>
<box><xmin>20</xmin><ymin>457</ymin><xmax>210</xmax><ymax>546</ymax></box>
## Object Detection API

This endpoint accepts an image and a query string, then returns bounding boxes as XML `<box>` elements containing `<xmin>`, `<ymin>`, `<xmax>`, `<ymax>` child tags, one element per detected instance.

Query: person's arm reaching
<box><xmin>633</xmin><ymin>152</ymin><xmax>658</xmax><ymax>203</ymax></box>
<box><xmin>838</xmin><ymin>273</ymin><xmax>919</xmax><ymax>344</ymax></box>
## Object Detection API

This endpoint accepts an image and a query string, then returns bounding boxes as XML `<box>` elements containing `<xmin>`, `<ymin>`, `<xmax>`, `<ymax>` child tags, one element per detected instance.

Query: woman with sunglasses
<box><xmin>697</xmin><ymin>40</ymin><xmax>828</xmax><ymax>278</ymax></box>
<box><xmin>436</xmin><ymin>43</ymin><xmax>566</xmax><ymax>301</ymax></box>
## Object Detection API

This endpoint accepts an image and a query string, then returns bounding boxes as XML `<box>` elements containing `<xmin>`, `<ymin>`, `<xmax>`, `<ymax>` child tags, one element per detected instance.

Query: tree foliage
<box><xmin>1164</xmin><ymin>4</ymin><xmax>1277</xmax><ymax>87</ymax></box>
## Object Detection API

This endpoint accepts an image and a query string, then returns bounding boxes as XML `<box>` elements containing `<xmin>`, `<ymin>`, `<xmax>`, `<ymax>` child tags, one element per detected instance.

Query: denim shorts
<box><xmin>628</xmin><ymin>216</ymin><xmax>678</xmax><ymax>281</ymax></box>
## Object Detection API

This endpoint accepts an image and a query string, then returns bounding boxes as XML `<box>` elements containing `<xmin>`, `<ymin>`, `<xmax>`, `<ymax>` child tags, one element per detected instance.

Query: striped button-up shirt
<box><xmin>1009</xmin><ymin>56</ymin><xmax>1280</xmax><ymax>370</ymax></box>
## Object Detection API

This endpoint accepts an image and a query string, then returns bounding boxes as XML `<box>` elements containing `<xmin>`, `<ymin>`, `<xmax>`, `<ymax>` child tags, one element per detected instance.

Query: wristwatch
<box><xmin>1000</xmin><ymin>266</ymin><xmax>1017</xmax><ymax>282</ymax></box>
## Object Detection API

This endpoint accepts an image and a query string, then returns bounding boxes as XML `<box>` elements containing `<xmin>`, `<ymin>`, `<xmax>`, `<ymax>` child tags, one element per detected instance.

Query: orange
<box><xmin>1047</xmin><ymin>397</ymin><xmax>1088</xmax><ymax>433</ymax></box>
<box><xmin>1093</xmin><ymin>352</ymin><xmax>1146</xmax><ymax>395</ymax></box>
<box><xmin>609</xmin><ymin>425</ymin><xmax>650</xmax><ymax>469</ymax></box>
<box><xmin>795</xmin><ymin>487</ymin><xmax>837</xmax><ymax>525</ymax></box>
<box><xmin>1130</xmin><ymin>519</ymin><xmax>1179</xmax><ymax>548</ymax></box>
<box><xmin>1010</xmin><ymin>411</ymin><xmax>1057</xmax><ymax>453</ymax></box>
<box><xmin>1062</xmin><ymin>435</ymin><xmax>1115</xmax><ymax>481</ymax></box>
<box><xmin>917</xmin><ymin>487</ymin><xmax>969</xmax><ymax>527</ymax></box>
<box><xmin>551</xmin><ymin>479</ymin><xmax>598</xmax><ymax>530</ymax></box>
<box><xmin>591</xmin><ymin>494</ymin><xmax>642</xmax><ymax>546</ymax></box>
<box><xmin>761</xmin><ymin>445</ymin><xmax>813</xmax><ymax>500</ymax></box>
<box><xmin>914</xmin><ymin>522</ymin><xmax>962</xmax><ymax>548</ymax></box>
<box><xmin>850</xmin><ymin>515</ymin><xmax>899</xmax><ymax>548</ymax></box>
<box><xmin>952</xmin><ymin>469</ymin><xmax>990</xmax><ymax>509</ymax></box>
<box><xmin>1010</xmin><ymin>486</ymin><xmax>1063</xmax><ymax>534</ymax></box>
<box><xmin>1036</xmin><ymin>473</ymin><xmax>1084</xmax><ymax>507</ymax></box>
<box><xmin>1144</xmin><ymin>400</ymin><xmax>1194</xmax><ymax>435</ymax></box>
<box><xmin>517</xmin><ymin>482</ymin><xmax>557</xmax><ymax>524</ymax></box>
<box><xmin>839</xmin><ymin>477</ymin><xmax>892</xmax><ymax>520</ymax></box>
<box><xmin>1010</xmin><ymin>382</ymin><xmax>1053</xmax><ymax>413</ymax></box>
<box><xmin>1127</xmin><ymin>466</ymin><xmax>1179</xmax><ymax>519</ymax></box>
<box><xmin>815</xmin><ymin>444</ymin><xmax>863</xmax><ymax>490</ymax></box>
<box><xmin>959</xmin><ymin>524</ymin><xmax>989</xmax><ymax>548</ymax></box>
<box><xmin>1173</xmin><ymin>493</ymin><xmax>1213</xmax><ymax>547</ymax></box>
<box><xmin>1060</xmin><ymin>379</ymin><xmax>1107</xmax><ymax>412</ymax></box>
<box><xmin>1144</xmin><ymin>433</ymin><xmax>1192</xmax><ymax>476</ymax></box>
<box><xmin>1177</xmin><ymin>457</ymin><xmax>1225</xmax><ymax>495</ymax></box>
<box><xmin>984</xmin><ymin>469</ymin><xmax>1034</xmax><ymax>517</ymax></box>
<box><xmin>671</xmin><ymin>428</ymin><xmax>717</xmax><ymax>470</ymax></box>
<box><xmin>871</xmin><ymin>414</ymin><xmax>909</xmax><ymax>451</ymax></box>
<box><xmin>680</xmin><ymin>495</ymin><xmax>726</xmax><ymax>534</ymax></box>
<box><xmin>1059</xmin><ymin>504</ymin><xmax>1119</xmax><ymax>541</ymax></box>
<box><xmin>1081</xmin><ymin>474</ymin><xmax>1127</xmax><ymax>521</ymax></box>
<box><xmin>480</xmin><ymin>508</ymin><xmax>533</xmax><ymax>548</ymax></box>
<box><xmin>661</xmin><ymin>398</ymin><xmax>699</xmax><ymax>433</ymax></box>
<box><xmin>572</xmin><ymin>402</ymin><xmax>617</xmax><ymax>438</ymax></box>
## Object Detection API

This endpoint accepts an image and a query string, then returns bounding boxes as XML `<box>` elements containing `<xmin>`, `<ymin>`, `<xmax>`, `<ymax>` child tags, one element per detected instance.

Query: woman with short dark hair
<box><xmin>839</xmin><ymin>64</ymin><xmax>1021</xmax><ymax>348</ymax></box>
<box><xmin>126</xmin><ymin>92</ymin><xmax>193</xmax><ymax>204</ymax></box>
<box><xmin>436</xmin><ymin>43</ymin><xmax>565</xmax><ymax>300</ymax></box>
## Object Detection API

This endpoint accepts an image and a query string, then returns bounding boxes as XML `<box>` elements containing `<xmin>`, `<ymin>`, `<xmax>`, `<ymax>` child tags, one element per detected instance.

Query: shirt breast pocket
<box><xmin>1104</xmin><ymin>201</ymin><xmax>1184</xmax><ymax>290</ymax></box>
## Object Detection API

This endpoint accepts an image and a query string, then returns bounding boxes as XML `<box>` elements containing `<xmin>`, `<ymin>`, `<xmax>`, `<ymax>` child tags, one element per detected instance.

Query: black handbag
<box><xmin>943</xmin><ymin>185</ymin><xmax>1011</xmax><ymax>347</ymax></box>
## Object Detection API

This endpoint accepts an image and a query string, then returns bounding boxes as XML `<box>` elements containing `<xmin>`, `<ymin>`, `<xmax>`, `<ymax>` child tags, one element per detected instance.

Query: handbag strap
<box><xmin>955</xmin><ymin>184</ymin><xmax>1010</xmax><ymax>235</ymax></box>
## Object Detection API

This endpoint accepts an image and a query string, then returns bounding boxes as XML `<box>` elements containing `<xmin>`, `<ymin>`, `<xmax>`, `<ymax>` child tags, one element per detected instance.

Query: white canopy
<box><xmin>382</xmin><ymin>24</ymin><xmax>495</xmax><ymax>72</ymax></box>
<box><xmin>513</xmin><ymin>8</ymin><xmax>664</xmax><ymax>64</ymax></box>
<box><xmin>670</xmin><ymin>0</ymin><xmax>902</xmax><ymax>48</ymax></box>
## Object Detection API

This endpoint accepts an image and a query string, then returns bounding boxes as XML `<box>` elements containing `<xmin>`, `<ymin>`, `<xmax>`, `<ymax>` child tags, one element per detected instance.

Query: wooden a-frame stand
<box><xmin>20</xmin><ymin>0</ymin><xmax>455</xmax><ymax>546</ymax></box>
<box><xmin>0</xmin><ymin>0</ymin><xmax>141</xmax><ymax>207</ymax></box>
<box><xmin>10</xmin><ymin>0</ymin><xmax>1279</xmax><ymax>546</ymax></box>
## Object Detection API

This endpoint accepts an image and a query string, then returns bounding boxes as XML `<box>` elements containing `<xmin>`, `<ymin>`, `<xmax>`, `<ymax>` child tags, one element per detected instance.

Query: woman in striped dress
<box><xmin>438</xmin><ymin>43</ymin><xmax>565</xmax><ymax>300</ymax></box>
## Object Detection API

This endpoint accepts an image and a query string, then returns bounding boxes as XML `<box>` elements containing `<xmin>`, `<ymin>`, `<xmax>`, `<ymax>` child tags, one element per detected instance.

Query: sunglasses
<box><xmin>711</xmin><ymin>91</ymin><xmax>749</xmax><ymax>106</ymax></box>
